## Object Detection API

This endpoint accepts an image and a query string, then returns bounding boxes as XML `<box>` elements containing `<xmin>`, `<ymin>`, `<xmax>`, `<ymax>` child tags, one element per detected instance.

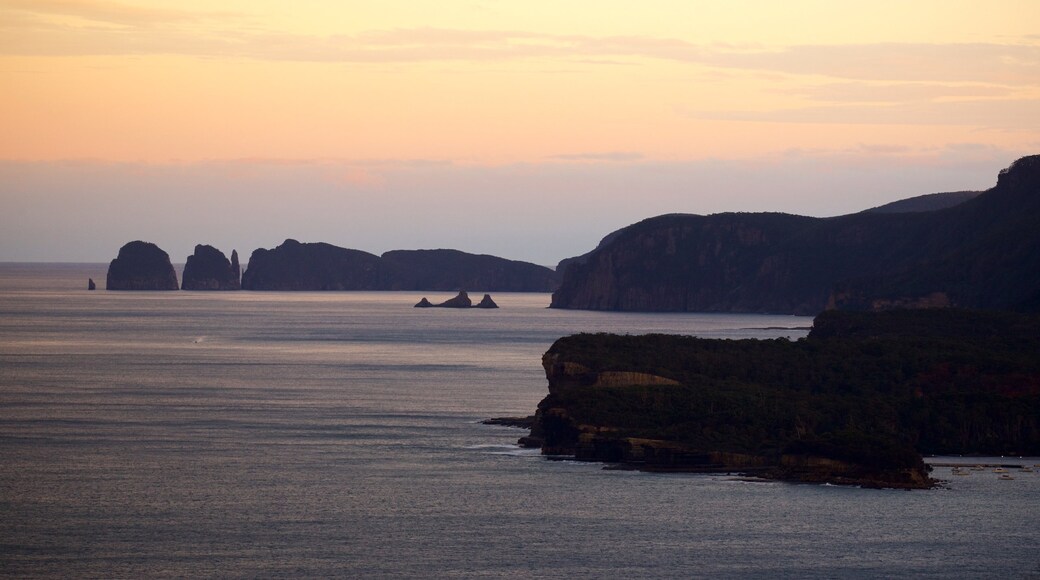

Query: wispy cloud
<box><xmin>547</xmin><ymin>151</ymin><xmax>644</xmax><ymax>162</ymax></box>
<box><xmin>784</xmin><ymin>82</ymin><xmax>1015</xmax><ymax>103</ymax></box>
<box><xmin>682</xmin><ymin>98</ymin><xmax>1040</xmax><ymax>129</ymax></box>
<box><xmin>1</xmin><ymin>0</ymin><xmax>238</xmax><ymax>26</ymax></box>
<box><xmin>2</xmin><ymin>8</ymin><xmax>1038</xmax><ymax>86</ymax></box>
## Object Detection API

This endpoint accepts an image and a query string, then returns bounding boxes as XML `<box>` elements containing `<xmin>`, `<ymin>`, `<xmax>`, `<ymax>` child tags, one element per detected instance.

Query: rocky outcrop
<box><xmin>88</xmin><ymin>278</ymin><xmax>95</xmax><ymax>290</ymax></box>
<box><xmin>515</xmin><ymin>310</ymin><xmax>1040</xmax><ymax>488</ymax></box>
<box><xmin>106</xmin><ymin>241</ymin><xmax>179</xmax><ymax>290</ymax></box>
<box><xmin>241</xmin><ymin>239</ymin><xmax>389</xmax><ymax>290</ymax></box>
<box><xmin>181</xmin><ymin>245</ymin><xmax>241</xmax><ymax>290</ymax></box>
<box><xmin>552</xmin><ymin>155</ymin><xmax>1040</xmax><ymax>315</ymax></box>
<box><xmin>475</xmin><ymin>294</ymin><xmax>499</xmax><ymax>309</ymax></box>
<box><xmin>415</xmin><ymin>291</ymin><xmax>503</xmax><ymax>309</ymax></box>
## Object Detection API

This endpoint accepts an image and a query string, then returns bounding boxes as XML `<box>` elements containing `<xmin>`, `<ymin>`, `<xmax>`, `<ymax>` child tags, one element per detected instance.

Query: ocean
<box><xmin>1</xmin><ymin>263</ymin><xmax>1037</xmax><ymax>578</ymax></box>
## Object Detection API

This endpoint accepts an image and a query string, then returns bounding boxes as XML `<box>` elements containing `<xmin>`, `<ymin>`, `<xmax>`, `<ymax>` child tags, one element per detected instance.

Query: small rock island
<box><xmin>414</xmin><ymin>291</ymin><xmax>498</xmax><ymax>309</ymax></box>
<box><xmin>106</xmin><ymin>241</ymin><xmax>179</xmax><ymax>290</ymax></box>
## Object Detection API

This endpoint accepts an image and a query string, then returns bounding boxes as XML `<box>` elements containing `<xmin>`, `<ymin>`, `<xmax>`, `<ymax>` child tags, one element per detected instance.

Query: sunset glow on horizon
<box><xmin>1</xmin><ymin>1</ymin><xmax>1038</xmax><ymax>262</ymax></box>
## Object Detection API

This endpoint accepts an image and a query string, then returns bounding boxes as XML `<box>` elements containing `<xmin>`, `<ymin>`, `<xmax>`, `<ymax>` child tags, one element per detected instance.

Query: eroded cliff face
<box><xmin>552</xmin><ymin>155</ymin><xmax>1040</xmax><ymax>315</ymax></box>
<box><xmin>106</xmin><ymin>241</ymin><xmax>179</xmax><ymax>290</ymax></box>
<box><xmin>515</xmin><ymin>316</ymin><xmax>1040</xmax><ymax>489</ymax></box>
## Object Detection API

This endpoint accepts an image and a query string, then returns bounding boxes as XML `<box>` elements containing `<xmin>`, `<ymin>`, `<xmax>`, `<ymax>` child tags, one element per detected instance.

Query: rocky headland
<box><xmin>551</xmin><ymin>155</ymin><xmax>1040</xmax><ymax>314</ymax></box>
<box><xmin>513</xmin><ymin>309</ymin><xmax>1040</xmax><ymax>489</ymax></box>
<box><xmin>241</xmin><ymin>241</ymin><xmax>559</xmax><ymax>292</ymax></box>
<box><xmin>182</xmin><ymin>245</ymin><xmax>241</xmax><ymax>290</ymax></box>
<box><xmin>106</xmin><ymin>241</ymin><xmax>179</xmax><ymax>290</ymax></box>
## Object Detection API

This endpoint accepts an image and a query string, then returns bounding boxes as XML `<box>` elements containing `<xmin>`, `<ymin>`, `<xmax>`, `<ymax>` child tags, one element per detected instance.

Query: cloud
<box><xmin>0</xmin><ymin>0</ymin><xmax>237</xmax><ymax>26</ymax></box>
<box><xmin>682</xmin><ymin>98</ymin><xmax>1040</xmax><ymax>129</ymax></box>
<box><xmin>784</xmin><ymin>82</ymin><xmax>1015</xmax><ymax>103</ymax></box>
<box><xmin>547</xmin><ymin>152</ymin><xmax>644</xmax><ymax>162</ymax></box>
<box><xmin>1</xmin><ymin>12</ymin><xmax>1038</xmax><ymax>86</ymax></box>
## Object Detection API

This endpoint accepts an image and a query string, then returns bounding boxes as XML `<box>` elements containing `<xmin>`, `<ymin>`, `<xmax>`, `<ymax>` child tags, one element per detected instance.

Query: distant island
<box><xmin>551</xmin><ymin>155</ymin><xmax>1040</xmax><ymax>314</ymax></box>
<box><xmin>511</xmin><ymin>308</ymin><xmax>1040</xmax><ymax>489</ymax></box>
<box><xmin>102</xmin><ymin>240</ymin><xmax>560</xmax><ymax>293</ymax></box>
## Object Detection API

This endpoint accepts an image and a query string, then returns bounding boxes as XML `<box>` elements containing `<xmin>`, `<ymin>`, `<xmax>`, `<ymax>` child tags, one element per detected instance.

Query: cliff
<box><xmin>106</xmin><ymin>241</ymin><xmax>179</xmax><ymax>290</ymax></box>
<box><xmin>241</xmin><ymin>239</ymin><xmax>389</xmax><ymax>290</ymax></box>
<box><xmin>551</xmin><ymin>155</ymin><xmax>1040</xmax><ymax>314</ymax></box>
<box><xmin>382</xmin><ymin>249</ymin><xmax>559</xmax><ymax>292</ymax></box>
<box><xmin>241</xmin><ymin>242</ymin><xmax>558</xmax><ymax>292</ymax></box>
<box><xmin>181</xmin><ymin>245</ymin><xmax>241</xmax><ymax>290</ymax></box>
<box><xmin>518</xmin><ymin>309</ymin><xmax>1040</xmax><ymax>488</ymax></box>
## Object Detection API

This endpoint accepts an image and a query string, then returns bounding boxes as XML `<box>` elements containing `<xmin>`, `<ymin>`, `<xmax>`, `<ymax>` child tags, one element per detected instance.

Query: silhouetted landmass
<box><xmin>415</xmin><ymin>291</ymin><xmax>499</xmax><ymax>308</ymax></box>
<box><xmin>106</xmin><ymin>241</ymin><xmax>179</xmax><ymax>290</ymax></box>
<box><xmin>863</xmin><ymin>190</ymin><xmax>980</xmax><ymax>214</ymax></box>
<box><xmin>182</xmin><ymin>245</ymin><xmax>241</xmax><ymax>290</ymax></box>
<box><xmin>475</xmin><ymin>293</ymin><xmax>499</xmax><ymax>308</ymax></box>
<box><xmin>242</xmin><ymin>239</ymin><xmax>388</xmax><ymax>290</ymax></box>
<box><xmin>382</xmin><ymin>249</ymin><xmax>559</xmax><ymax>291</ymax></box>
<box><xmin>88</xmin><ymin>278</ymin><xmax>95</xmax><ymax>290</ymax></box>
<box><xmin>242</xmin><ymin>241</ymin><xmax>559</xmax><ymax>291</ymax></box>
<box><xmin>517</xmin><ymin>309</ymin><xmax>1040</xmax><ymax>488</ymax></box>
<box><xmin>551</xmin><ymin>155</ymin><xmax>1040</xmax><ymax>314</ymax></box>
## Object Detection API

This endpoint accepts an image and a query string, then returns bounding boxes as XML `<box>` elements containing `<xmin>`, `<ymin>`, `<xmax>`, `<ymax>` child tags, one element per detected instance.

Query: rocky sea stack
<box><xmin>475</xmin><ymin>294</ymin><xmax>498</xmax><ymax>308</ymax></box>
<box><xmin>106</xmin><ymin>241</ymin><xmax>179</xmax><ymax>290</ymax></box>
<box><xmin>182</xmin><ymin>245</ymin><xmax>241</xmax><ymax>290</ymax></box>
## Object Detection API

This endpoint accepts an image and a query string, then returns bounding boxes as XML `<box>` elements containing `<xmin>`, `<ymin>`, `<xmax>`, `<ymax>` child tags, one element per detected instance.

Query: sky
<box><xmin>1</xmin><ymin>1</ymin><xmax>1038</xmax><ymax>265</ymax></box>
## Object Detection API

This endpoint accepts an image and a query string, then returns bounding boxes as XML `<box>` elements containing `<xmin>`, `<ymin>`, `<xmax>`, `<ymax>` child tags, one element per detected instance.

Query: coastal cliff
<box><xmin>241</xmin><ymin>239</ymin><xmax>389</xmax><ymax>290</ymax></box>
<box><xmin>551</xmin><ymin>155</ymin><xmax>1040</xmax><ymax>314</ymax></box>
<box><xmin>182</xmin><ymin>245</ymin><xmax>241</xmax><ymax>290</ymax></box>
<box><xmin>518</xmin><ymin>309</ymin><xmax>1040</xmax><ymax>488</ymax></box>
<box><xmin>241</xmin><ymin>241</ymin><xmax>558</xmax><ymax>292</ymax></box>
<box><xmin>106</xmin><ymin>241</ymin><xmax>179</xmax><ymax>290</ymax></box>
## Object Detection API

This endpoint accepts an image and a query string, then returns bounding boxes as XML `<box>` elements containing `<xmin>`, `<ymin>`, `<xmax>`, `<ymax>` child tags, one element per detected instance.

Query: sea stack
<box><xmin>475</xmin><ymin>294</ymin><xmax>498</xmax><ymax>308</ymax></box>
<box><xmin>182</xmin><ymin>245</ymin><xmax>242</xmax><ymax>290</ymax></box>
<box><xmin>438</xmin><ymin>291</ymin><xmax>472</xmax><ymax>308</ymax></box>
<box><xmin>414</xmin><ymin>297</ymin><xmax>434</xmax><ymax>308</ymax></box>
<box><xmin>88</xmin><ymin>278</ymin><xmax>96</xmax><ymax>291</ymax></box>
<box><xmin>106</xmin><ymin>241</ymin><xmax>179</xmax><ymax>290</ymax></box>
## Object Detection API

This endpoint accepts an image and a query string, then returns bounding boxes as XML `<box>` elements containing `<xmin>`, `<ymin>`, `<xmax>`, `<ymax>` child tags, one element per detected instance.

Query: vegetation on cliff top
<box><xmin>531</xmin><ymin>309</ymin><xmax>1040</xmax><ymax>480</ymax></box>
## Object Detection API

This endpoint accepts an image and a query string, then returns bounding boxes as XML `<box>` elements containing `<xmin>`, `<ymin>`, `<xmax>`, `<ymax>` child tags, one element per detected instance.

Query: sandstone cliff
<box><xmin>106</xmin><ymin>241</ymin><xmax>179</xmax><ymax>290</ymax></box>
<box><xmin>181</xmin><ymin>245</ymin><xmax>241</xmax><ymax>290</ymax></box>
<box><xmin>517</xmin><ymin>310</ymin><xmax>1040</xmax><ymax>488</ymax></box>
<box><xmin>551</xmin><ymin>155</ymin><xmax>1040</xmax><ymax>314</ymax></box>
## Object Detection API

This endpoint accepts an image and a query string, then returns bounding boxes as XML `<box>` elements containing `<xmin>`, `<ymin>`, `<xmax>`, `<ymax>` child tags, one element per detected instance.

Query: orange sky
<box><xmin>0</xmin><ymin>1</ymin><xmax>1038</xmax><ymax>261</ymax></box>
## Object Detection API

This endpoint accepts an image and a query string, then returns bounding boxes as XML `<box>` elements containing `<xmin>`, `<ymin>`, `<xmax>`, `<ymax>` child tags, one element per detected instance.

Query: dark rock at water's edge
<box><xmin>551</xmin><ymin>155</ymin><xmax>1040</xmax><ymax>314</ymax></box>
<box><xmin>482</xmin><ymin>416</ymin><xmax>536</xmax><ymax>429</ymax></box>
<box><xmin>519</xmin><ymin>309</ymin><xmax>1040</xmax><ymax>489</ymax></box>
<box><xmin>106</xmin><ymin>241</ymin><xmax>179</xmax><ymax>290</ymax></box>
<box><xmin>182</xmin><ymin>245</ymin><xmax>241</xmax><ymax>290</ymax></box>
<box><xmin>415</xmin><ymin>291</ymin><xmax>501</xmax><ymax>308</ymax></box>
<box><xmin>88</xmin><ymin>278</ymin><xmax>95</xmax><ymax>290</ymax></box>
<box><xmin>475</xmin><ymin>294</ymin><xmax>498</xmax><ymax>308</ymax></box>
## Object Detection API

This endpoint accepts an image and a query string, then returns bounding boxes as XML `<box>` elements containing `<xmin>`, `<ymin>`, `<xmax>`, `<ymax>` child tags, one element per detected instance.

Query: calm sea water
<box><xmin>1</xmin><ymin>263</ymin><xmax>1038</xmax><ymax>579</ymax></box>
